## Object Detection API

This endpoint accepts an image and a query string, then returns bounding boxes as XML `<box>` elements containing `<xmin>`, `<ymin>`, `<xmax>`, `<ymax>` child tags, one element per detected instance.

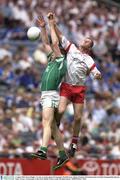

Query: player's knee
<box><xmin>74</xmin><ymin>113</ymin><xmax>81</xmax><ymax>122</ymax></box>
<box><xmin>42</xmin><ymin>117</ymin><xmax>52</xmax><ymax>128</ymax></box>
<box><xmin>58</xmin><ymin>106</ymin><xmax>65</xmax><ymax>114</ymax></box>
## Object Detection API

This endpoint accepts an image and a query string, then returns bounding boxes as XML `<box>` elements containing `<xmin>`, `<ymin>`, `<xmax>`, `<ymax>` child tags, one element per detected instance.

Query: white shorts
<box><xmin>41</xmin><ymin>91</ymin><xmax>60</xmax><ymax>108</ymax></box>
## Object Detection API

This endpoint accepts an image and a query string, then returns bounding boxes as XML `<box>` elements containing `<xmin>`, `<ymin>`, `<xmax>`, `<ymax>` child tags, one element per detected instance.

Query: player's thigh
<box><xmin>58</xmin><ymin>96</ymin><xmax>69</xmax><ymax>114</ymax></box>
<box><xmin>59</xmin><ymin>82</ymin><xmax>71</xmax><ymax>114</ymax></box>
<box><xmin>73</xmin><ymin>103</ymin><xmax>84</xmax><ymax>120</ymax></box>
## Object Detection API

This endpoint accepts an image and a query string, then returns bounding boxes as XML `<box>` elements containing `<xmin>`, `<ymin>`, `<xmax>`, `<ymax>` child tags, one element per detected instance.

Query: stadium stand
<box><xmin>0</xmin><ymin>0</ymin><xmax>120</xmax><ymax>161</ymax></box>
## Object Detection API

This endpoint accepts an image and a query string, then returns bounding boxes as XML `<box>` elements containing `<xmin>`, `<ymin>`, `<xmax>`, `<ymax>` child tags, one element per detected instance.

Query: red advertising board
<box><xmin>78</xmin><ymin>159</ymin><xmax>120</xmax><ymax>175</ymax></box>
<box><xmin>0</xmin><ymin>158</ymin><xmax>120</xmax><ymax>175</ymax></box>
<box><xmin>55</xmin><ymin>159</ymin><xmax>120</xmax><ymax>175</ymax></box>
<box><xmin>0</xmin><ymin>159</ymin><xmax>51</xmax><ymax>175</ymax></box>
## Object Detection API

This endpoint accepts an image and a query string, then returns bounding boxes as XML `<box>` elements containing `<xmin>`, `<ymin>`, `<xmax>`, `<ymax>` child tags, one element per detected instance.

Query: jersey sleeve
<box><xmin>86</xmin><ymin>56</ymin><xmax>100</xmax><ymax>77</ymax></box>
<box><xmin>61</xmin><ymin>36</ymin><xmax>72</xmax><ymax>52</ymax></box>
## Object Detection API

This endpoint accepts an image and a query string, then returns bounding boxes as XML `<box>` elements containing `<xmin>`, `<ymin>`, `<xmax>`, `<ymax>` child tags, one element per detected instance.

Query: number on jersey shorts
<box><xmin>41</xmin><ymin>91</ymin><xmax>60</xmax><ymax>108</ymax></box>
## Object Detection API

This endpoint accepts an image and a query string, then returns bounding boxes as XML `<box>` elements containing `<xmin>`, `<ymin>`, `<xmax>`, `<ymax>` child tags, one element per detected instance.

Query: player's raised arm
<box><xmin>37</xmin><ymin>15</ymin><xmax>52</xmax><ymax>54</ymax></box>
<box><xmin>54</xmin><ymin>20</ymin><xmax>63</xmax><ymax>41</ymax></box>
<box><xmin>47</xmin><ymin>13</ymin><xmax>62</xmax><ymax>57</ymax></box>
<box><xmin>52</xmin><ymin>14</ymin><xmax>72</xmax><ymax>52</ymax></box>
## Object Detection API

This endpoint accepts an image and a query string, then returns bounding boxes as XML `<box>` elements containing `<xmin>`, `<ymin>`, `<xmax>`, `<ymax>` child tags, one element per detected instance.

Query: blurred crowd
<box><xmin>0</xmin><ymin>0</ymin><xmax>120</xmax><ymax>160</ymax></box>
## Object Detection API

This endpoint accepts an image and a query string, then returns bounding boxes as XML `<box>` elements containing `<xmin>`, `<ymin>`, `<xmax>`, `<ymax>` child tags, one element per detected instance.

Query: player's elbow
<box><xmin>52</xmin><ymin>42</ymin><xmax>59</xmax><ymax>53</ymax></box>
<box><xmin>43</xmin><ymin>43</ymin><xmax>51</xmax><ymax>52</ymax></box>
<box><xmin>43</xmin><ymin>43</ymin><xmax>50</xmax><ymax>48</ymax></box>
<box><xmin>59</xmin><ymin>34</ymin><xmax>63</xmax><ymax>41</ymax></box>
<box><xmin>52</xmin><ymin>41</ymin><xmax>59</xmax><ymax>48</ymax></box>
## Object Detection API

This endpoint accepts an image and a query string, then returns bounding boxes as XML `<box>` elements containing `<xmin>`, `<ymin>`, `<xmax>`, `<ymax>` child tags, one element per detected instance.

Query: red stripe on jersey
<box><xmin>89</xmin><ymin>63</ymin><xmax>96</xmax><ymax>72</ymax></box>
<box><xmin>65</xmin><ymin>43</ymin><xmax>72</xmax><ymax>52</ymax></box>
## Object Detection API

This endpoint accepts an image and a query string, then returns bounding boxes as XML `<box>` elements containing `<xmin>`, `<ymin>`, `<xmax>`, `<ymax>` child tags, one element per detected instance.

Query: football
<box><xmin>27</xmin><ymin>26</ymin><xmax>40</xmax><ymax>41</ymax></box>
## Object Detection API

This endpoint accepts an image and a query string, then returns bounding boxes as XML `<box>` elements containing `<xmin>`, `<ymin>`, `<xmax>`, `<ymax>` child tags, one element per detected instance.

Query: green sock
<box><xmin>59</xmin><ymin>150</ymin><xmax>67</xmax><ymax>158</ymax></box>
<box><xmin>40</xmin><ymin>146</ymin><xmax>47</xmax><ymax>153</ymax></box>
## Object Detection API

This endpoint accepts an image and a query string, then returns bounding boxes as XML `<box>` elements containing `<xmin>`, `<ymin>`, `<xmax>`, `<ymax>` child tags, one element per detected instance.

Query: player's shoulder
<box><xmin>82</xmin><ymin>54</ymin><xmax>95</xmax><ymax>68</ymax></box>
<box><xmin>83</xmin><ymin>53</ymin><xmax>94</xmax><ymax>61</ymax></box>
<box><xmin>69</xmin><ymin>43</ymin><xmax>79</xmax><ymax>53</ymax></box>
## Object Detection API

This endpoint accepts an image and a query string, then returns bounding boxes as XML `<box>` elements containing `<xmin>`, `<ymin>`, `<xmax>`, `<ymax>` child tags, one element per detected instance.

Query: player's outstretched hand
<box><xmin>95</xmin><ymin>73</ymin><xmax>102</xmax><ymax>80</ymax></box>
<box><xmin>37</xmin><ymin>14</ymin><xmax>46</xmax><ymax>28</ymax></box>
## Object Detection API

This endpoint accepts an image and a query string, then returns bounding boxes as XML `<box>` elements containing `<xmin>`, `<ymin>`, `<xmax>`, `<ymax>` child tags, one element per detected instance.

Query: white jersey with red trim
<box><xmin>61</xmin><ymin>36</ymin><xmax>100</xmax><ymax>85</ymax></box>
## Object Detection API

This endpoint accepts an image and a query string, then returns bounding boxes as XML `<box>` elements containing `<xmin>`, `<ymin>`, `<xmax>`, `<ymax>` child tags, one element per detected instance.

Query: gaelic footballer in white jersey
<box><xmin>61</xmin><ymin>36</ymin><xmax>101</xmax><ymax>86</ymax></box>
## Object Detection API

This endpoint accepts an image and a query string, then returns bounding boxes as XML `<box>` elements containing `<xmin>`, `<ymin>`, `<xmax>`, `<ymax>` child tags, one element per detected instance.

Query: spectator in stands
<box><xmin>0</xmin><ymin>0</ymin><xmax>119</xmax><ymax>159</ymax></box>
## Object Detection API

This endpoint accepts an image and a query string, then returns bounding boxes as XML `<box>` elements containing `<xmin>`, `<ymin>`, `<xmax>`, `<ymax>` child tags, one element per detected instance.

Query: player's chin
<box><xmin>80</xmin><ymin>44</ymin><xmax>87</xmax><ymax>49</ymax></box>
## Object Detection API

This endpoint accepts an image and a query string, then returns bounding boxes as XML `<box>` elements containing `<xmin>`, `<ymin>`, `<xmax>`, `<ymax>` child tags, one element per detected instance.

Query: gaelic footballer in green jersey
<box><xmin>41</xmin><ymin>52</ymin><xmax>66</xmax><ymax>108</ymax></box>
<box><xmin>31</xmin><ymin>13</ymin><xmax>69</xmax><ymax>169</ymax></box>
<box><xmin>41</xmin><ymin>52</ymin><xmax>66</xmax><ymax>91</ymax></box>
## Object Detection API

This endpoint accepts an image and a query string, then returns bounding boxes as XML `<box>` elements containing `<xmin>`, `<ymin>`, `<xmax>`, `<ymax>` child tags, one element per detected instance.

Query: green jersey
<box><xmin>41</xmin><ymin>52</ymin><xmax>66</xmax><ymax>91</ymax></box>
